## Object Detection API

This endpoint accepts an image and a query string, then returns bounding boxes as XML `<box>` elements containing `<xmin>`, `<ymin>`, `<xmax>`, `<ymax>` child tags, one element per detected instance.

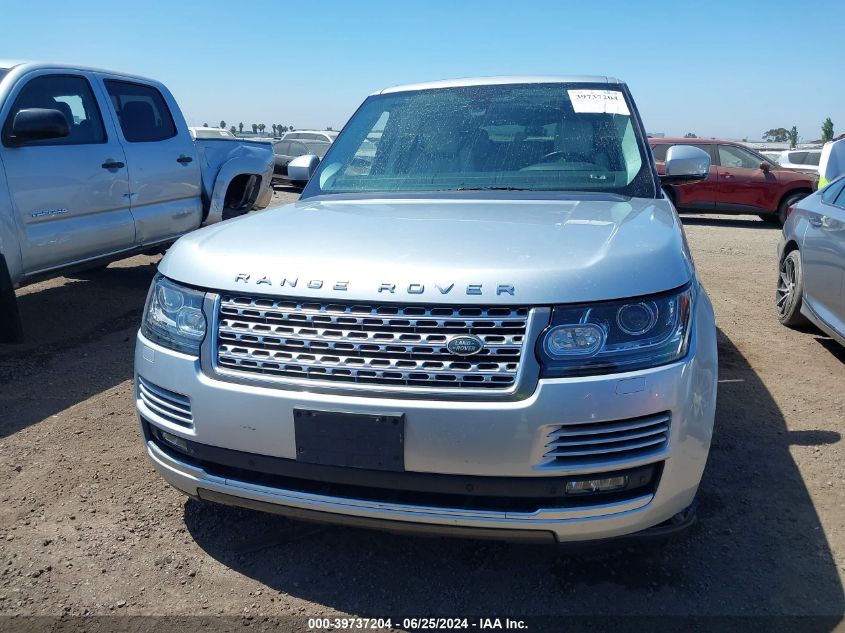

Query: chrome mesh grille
<box><xmin>215</xmin><ymin>295</ymin><xmax>530</xmax><ymax>389</ymax></box>
<box><xmin>543</xmin><ymin>412</ymin><xmax>670</xmax><ymax>466</ymax></box>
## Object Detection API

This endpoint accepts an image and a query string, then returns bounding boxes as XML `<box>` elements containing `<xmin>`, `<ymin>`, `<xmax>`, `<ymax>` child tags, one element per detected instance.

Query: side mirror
<box><xmin>660</xmin><ymin>145</ymin><xmax>711</xmax><ymax>185</ymax></box>
<box><xmin>9</xmin><ymin>108</ymin><xmax>69</xmax><ymax>145</ymax></box>
<box><xmin>287</xmin><ymin>154</ymin><xmax>319</xmax><ymax>184</ymax></box>
<box><xmin>760</xmin><ymin>162</ymin><xmax>771</xmax><ymax>172</ymax></box>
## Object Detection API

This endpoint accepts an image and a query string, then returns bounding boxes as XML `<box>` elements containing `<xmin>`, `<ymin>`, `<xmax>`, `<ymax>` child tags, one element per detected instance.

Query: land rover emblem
<box><xmin>446</xmin><ymin>335</ymin><xmax>484</xmax><ymax>356</ymax></box>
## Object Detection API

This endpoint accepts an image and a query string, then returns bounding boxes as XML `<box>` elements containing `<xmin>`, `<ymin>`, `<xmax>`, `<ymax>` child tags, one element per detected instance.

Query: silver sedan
<box><xmin>777</xmin><ymin>175</ymin><xmax>845</xmax><ymax>345</ymax></box>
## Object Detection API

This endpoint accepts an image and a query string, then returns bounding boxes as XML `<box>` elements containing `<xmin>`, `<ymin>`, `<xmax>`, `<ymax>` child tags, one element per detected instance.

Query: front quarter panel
<box><xmin>201</xmin><ymin>142</ymin><xmax>275</xmax><ymax>224</ymax></box>
<box><xmin>0</xmin><ymin>151</ymin><xmax>22</xmax><ymax>284</ymax></box>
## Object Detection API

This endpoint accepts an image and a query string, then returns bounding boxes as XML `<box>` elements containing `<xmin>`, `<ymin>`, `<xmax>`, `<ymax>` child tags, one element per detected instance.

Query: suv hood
<box><xmin>160</xmin><ymin>196</ymin><xmax>693</xmax><ymax>305</ymax></box>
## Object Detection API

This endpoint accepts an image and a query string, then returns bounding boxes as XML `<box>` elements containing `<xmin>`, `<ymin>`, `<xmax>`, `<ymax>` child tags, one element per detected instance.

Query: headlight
<box><xmin>141</xmin><ymin>274</ymin><xmax>207</xmax><ymax>355</ymax></box>
<box><xmin>537</xmin><ymin>285</ymin><xmax>694</xmax><ymax>377</ymax></box>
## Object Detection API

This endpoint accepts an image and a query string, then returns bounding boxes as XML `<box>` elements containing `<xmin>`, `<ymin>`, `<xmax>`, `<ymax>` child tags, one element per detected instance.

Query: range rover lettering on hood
<box><xmin>234</xmin><ymin>274</ymin><xmax>516</xmax><ymax>296</ymax></box>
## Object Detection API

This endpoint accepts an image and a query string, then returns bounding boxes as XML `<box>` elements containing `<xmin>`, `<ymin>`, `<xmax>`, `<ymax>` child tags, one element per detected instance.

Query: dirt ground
<box><xmin>1</xmin><ymin>189</ymin><xmax>844</xmax><ymax>627</ymax></box>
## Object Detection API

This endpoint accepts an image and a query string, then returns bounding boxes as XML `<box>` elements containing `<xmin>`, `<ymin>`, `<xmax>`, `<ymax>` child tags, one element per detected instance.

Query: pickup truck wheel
<box><xmin>0</xmin><ymin>255</ymin><xmax>24</xmax><ymax>343</ymax></box>
<box><xmin>776</xmin><ymin>250</ymin><xmax>809</xmax><ymax>328</ymax></box>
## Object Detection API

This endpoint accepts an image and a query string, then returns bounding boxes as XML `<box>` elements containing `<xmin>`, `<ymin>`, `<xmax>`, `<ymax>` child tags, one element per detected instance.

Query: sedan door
<box><xmin>0</xmin><ymin>71</ymin><xmax>133</xmax><ymax>274</ymax></box>
<box><xmin>801</xmin><ymin>179</ymin><xmax>845</xmax><ymax>332</ymax></box>
<box><xmin>100</xmin><ymin>77</ymin><xmax>202</xmax><ymax>246</ymax></box>
<box><xmin>716</xmin><ymin>145</ymin><xmax>779</xmax><ymax>212</ymax></box>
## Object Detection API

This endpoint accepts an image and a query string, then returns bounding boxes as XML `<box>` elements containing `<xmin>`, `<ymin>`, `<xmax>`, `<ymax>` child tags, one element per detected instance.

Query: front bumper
<box><xmin>135</xmin><ymin>291</ymin><xmax>718</xmax><ymax>543</ymax></box>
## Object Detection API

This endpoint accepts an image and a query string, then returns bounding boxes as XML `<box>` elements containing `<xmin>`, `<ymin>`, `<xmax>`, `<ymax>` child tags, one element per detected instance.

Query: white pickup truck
<box><xmin>0</xmin><ymin>61</ymin><xmax>275</xmax><ymax>342</ymax></box>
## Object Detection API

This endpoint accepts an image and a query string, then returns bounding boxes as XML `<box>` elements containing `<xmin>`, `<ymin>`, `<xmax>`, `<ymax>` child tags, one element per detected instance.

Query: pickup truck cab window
<box><xmin>2</xmin><ymin>74</ymin><xmax>106</xmax><ymax>146</ymax></box>
<box><xmin>304</xmin><ymin>82</ymin><xmax>656</xmax><ymax>198</ymax></box>
<box><xmin>104</xmin><ymin>80</ymin><xmax>177</xmax><ymax>143</ymax></box>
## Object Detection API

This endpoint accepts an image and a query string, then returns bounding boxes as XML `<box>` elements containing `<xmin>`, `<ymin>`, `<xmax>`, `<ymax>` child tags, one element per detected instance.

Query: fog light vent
<box><xmin>137</xmin><ymin>377</ymin><xmax>193</xmax><ymax>428</ymax></box>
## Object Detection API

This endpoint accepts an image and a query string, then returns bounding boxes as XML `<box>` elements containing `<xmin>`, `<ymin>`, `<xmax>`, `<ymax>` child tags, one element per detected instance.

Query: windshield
<box><xmin>302</xmin><ymin>82</ymin><xmax>656</xmax><ymax>199</ymax></box>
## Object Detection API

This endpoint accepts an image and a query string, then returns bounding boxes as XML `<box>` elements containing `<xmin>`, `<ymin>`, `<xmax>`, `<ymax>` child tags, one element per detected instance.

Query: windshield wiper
<box><xmin>455</xmin><ymin>186</ymin><xmax>530</xmax><ymax>191</ymax></box>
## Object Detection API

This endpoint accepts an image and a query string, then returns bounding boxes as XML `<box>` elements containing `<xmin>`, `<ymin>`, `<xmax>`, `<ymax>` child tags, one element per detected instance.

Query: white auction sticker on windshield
<box><xmin>567</xmin><ymin>89</ymin><xmax>630</xmax><ymax>115</ymax></box>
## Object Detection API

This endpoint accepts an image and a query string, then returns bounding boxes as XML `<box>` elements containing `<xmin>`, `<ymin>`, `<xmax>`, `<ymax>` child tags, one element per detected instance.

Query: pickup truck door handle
<box><xmin>101</xmin><ymin>160</ymin><xmax>125</xmax><ymax>170</ymax></box>
<box><xmin>176</xmin><ymin>155</ymin><xmax>193</xmax><ymax>164</ymax></box>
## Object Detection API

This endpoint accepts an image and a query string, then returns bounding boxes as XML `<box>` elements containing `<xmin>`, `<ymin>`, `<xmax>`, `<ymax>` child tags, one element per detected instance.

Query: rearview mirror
<box><xmin>660</xmin><ymin>145</ymin><xmax>711</xmax><ymax>185</ymax></box>
<box><xmin>9</xmin><ymin>108</ymin><xmax>69</xmax><ymax>145</ymax></box>
<box><xmin>287</xmin><ymin>154</ymin><xmax>320</xmax><ymax>184</ymax></box>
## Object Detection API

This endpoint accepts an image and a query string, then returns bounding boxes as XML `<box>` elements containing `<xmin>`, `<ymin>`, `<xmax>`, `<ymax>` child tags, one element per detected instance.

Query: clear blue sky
<box><xmin>2</xmin><ymin>0</ymin><xmax>843</xmax><ymax>141</ymax></box>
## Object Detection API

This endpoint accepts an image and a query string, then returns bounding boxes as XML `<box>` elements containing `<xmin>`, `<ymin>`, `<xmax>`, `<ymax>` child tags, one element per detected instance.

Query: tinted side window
<box><xmin>718</xmin><ymin>145</ymin><xmax>760</xmax><ymax>169</ymax></box>
<box><xmin>104</xmin><ymin>80</ymin><xmax>177</xmax><ymax>143</ymax></box>
<box><xmin>805</xmin><ymin>152</ymin><xmax>821</xmax><ymax>166</ymax></box>
<box><xmin>788</xmin><ymin>151</ymin><xmax>807</xmax><ymax>164</ymax></box>
<box><xmin>821</xmin><ymin>178</ymin><xmax>845</xmax><ymax>204</ymax></box>
<box><xmin>650</xmin><ymin>144</ymin><xmax>668</xmax><ymax>161</ymax></box>
<box><xmin>2</xmin><ymin>74</ymin><xmax>106</xmax><ymax>146</ymax></box>
<box><xmin>834</xmin><ymin>187</ymin><xmax>845</xmax><ymax>209</ymax></box>
<box><xmin>285</xmin><ymin>133</ymin><xmax>303</xmax><ymax>140</ymax></box>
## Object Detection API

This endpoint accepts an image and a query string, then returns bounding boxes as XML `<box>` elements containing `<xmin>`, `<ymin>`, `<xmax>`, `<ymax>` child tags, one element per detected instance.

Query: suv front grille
<box><xmin>215</xmin><ymin>295</ymin><xmax>529</xmax><ymax>389</ymax></box>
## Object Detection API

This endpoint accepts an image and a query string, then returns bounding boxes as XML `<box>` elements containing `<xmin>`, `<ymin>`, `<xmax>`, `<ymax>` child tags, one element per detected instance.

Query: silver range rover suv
<box><xmin>135</xmin><ymin>76</ymin><xmax>718</xmax><ymax>543</ymax></box>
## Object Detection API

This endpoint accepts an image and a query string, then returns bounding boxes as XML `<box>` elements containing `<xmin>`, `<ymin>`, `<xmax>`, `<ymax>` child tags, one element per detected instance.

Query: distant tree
<box><xmin>229</xmin><ymin>125</ymin><xmax>237</xmax><ymax>135</ymax></box>
<box><xmin>238</xmin><ymin>122</ymin><xmax>244</xmax><ymax>133</ymax></box>
<box><xmin>251</xmin><ymin>123</ymin><xmax>258</xmax><ymax>134</ymax></box>
<box><xmin>220</xmin><ymin>120</ymin><xmax>226</xmax><ymax>130</ymax></box>
<box><xmin>277</xmin><ymin>124</ymin><xmax>283</xmax><ymax>135</ymax></box>
<box><xmin>822</xmin><ymin>117</ymin><xmax>834</xmax><ymax>142</ymax></box>
<box><xmin>289</xmin><ymin>124</ymin><xmax>295</xmax><ymax>131</ymax></box>
<box><xmin>203</xmin><ymin>122</ymin><xmax>208</xmax><ymax>127</ymax></box>
<box><xmin>327</xmin><ymin>126</ymin><xmax>333</xmax><ymax>131</ymax></box>
<box><xmin>788</xmin><ymin>126</ymin><xmax>798</xmax><ymax>149</ymax></box>
<box><xmin>762</xmin><ymin>127</ymin><xmax>789</xmax><ymax>142</ymax></box>
<box><xmin>258</xmin><ymin>123</ymin><xmax>266</xmax><ymax>135</ymax></box>
<box><xmin>271</xmin><ymin>124</ymin><xmax>277</xmax><ymax>136</ymax></box>
<box><xmin>683</xmin><ymin>132</ymin><xmax>697</xmax><ymax>138</ymax></box>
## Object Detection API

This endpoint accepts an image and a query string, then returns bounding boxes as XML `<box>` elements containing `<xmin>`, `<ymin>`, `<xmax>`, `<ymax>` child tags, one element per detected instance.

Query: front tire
<box><xmin>776</xmin><ymin>250</ymin><xmax>809</xmax><ymax>327</ymax></box>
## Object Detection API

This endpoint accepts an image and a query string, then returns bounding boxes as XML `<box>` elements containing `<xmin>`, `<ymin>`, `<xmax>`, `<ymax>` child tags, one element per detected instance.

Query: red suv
<box><xmin>650</xmin><ymin>138</ymin><xmax>817</xmax><ymax>224</ymax></box>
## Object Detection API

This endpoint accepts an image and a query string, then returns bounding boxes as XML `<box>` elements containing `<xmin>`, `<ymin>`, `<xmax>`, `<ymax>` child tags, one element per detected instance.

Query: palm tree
<box><xmin>271</xmin><ymin>124</ymin><xmax>277</xmax><ymax>136</ymax></box>
<box><xmin>277</xmin><ymin>124</ymin><xmax>283</xmax><ymax>135</ymax></box>
<box><xmin>289</xmin><ymin>124</ymin><xmax>294</xmax><ymax>132</ymax></box>
<box><xmin>219</xmin><ymin>120</ymin><xmax>226</xmax><ymax>130</ymax></box>
<box><xmin>258</xmin><ymin>123</ymin><xmax>266</xmax><ymax>135</ymax></box>
<box><xmin>238</xmin><ymin>122</ymin><xmax>243</xmax><ymax>133</ymax></box>
<box><xmin>229</xmin><ymin>126</ymin><xmax>237</xmax><ymax>135</ymax></box>
<box><xmin>251</xmin><ymin>123</ymin><xmax>258</xmax><ymax>134</ymax></box>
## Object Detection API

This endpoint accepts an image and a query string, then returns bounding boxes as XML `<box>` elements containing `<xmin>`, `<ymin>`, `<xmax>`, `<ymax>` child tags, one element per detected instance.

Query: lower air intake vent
<box><xmin>137</xmin><ymin>377</ymin><xmax>193</xmax><ymax>428</ymax></box>
<box><xmin>544</xmin><ymin>411</ymin><xmax>670</xmax><ymax>466</ymax></box>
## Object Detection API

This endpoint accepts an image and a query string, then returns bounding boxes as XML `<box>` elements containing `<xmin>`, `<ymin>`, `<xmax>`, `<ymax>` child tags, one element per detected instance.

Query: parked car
<box><xmin>775</xmin><ymin>149</ymin><xmax>821</xmax><ymax>174</ymax></box>
<box><xmin>272</xmin><ymin>138</ymin><xmax>331</xmax><ymax>184</ymax></box>
<box><xmin>776</xmin><ymin>175</ymin><xmax>845</xmax><ymax>345</ymax></box>
<box><xmin>136</xmin><ymin>75</ymin><xmax>718</xmax><ymax>544</ymax></box>
<box><xmin>0</xmin><ymin>61</ymin><xmax>275</xmax><ymax>342</ymax></box>
<box><xmin>650</xmin><ymin>138</ymin><xmax>817</xmax><ymax>224</ymax></box>
<box><xmin>281</xmin><ymin>130</ymin><xmax>338</xmax><ymax>143</ymax></box>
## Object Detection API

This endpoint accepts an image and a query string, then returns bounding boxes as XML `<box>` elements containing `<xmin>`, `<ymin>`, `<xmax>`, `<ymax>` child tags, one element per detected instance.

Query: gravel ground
<box><xmin>1</xmin><ymin>191</ymin><xmax>844</xmax><ymax>627</ymax></box>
